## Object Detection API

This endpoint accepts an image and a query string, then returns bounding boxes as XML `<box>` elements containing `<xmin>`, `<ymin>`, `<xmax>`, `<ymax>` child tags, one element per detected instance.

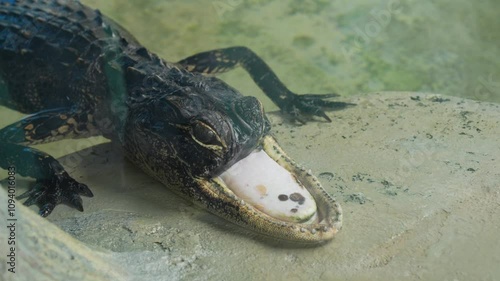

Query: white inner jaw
<box><xmin>219</xmin><ymin>150</ymin><xmax>317</xmax><ymax>223</ymax></box>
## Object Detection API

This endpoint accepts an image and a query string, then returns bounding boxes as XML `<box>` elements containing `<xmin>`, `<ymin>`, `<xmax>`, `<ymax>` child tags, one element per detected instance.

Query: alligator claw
<box><xmin>39</xmin><ymin>203</ymin><xmax>57</xmax><ymax>217</ymax></box>
<box><xmin>18</xmin><ymin>171</ymin><xmax>93</xmax><ymax>217</ymax></box>
<box><xmin>283</xmin><ymin>93</ymin><xmax>355</xmax><ymax>123</ymax></box>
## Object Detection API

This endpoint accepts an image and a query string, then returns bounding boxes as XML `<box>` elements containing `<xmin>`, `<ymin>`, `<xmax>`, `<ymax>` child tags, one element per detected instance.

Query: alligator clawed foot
<box><xmin>284</xmin><ymin>93</ymin><xmax>355</xmax><ymax>123</ymax></box>
<box><xmin>18</xmin><ymin>172</ymin><xmax>94</xmax><ymax>217</ymax></box>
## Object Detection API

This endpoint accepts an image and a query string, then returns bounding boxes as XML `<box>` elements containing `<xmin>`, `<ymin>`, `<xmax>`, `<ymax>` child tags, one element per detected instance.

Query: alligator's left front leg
<box><xmin>178</xmin><ymin>46</ymin><xmax>354</xmax><ymax>123</ymax></box>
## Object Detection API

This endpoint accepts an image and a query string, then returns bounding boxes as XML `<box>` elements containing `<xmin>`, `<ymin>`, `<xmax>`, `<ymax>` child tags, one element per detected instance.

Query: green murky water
<box><xmin>81</xmin><ymin>0</ymin><xmax>500</xmax><ymax>109</ymax></box>
<box><xmin>2</xmin><ymin>0</ymin><xmax>497</xmax><ymax>113</ymax></box>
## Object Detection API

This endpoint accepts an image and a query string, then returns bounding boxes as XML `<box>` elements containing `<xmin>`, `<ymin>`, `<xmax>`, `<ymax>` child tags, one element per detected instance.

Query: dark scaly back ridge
<box><xmin>0</xmin><ymin>0</ymin><xmax>183</xmax><ymax>112</ymax></box>
<box><xmin>0</xmin><ymin>0</ymin><xmax>124</xmax><ymax>111</ymax></box>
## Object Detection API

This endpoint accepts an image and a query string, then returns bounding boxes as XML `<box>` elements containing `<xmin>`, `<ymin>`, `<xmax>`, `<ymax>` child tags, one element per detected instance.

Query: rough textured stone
<box><xmin>1</xmin><ymin>92</ymin><xmax>499</xmax><ymax>280</ymax></box>
<box><xmin>0</xmin><ymin>188</ymin><xmax>126</xmax><ymax>281</ymax></box>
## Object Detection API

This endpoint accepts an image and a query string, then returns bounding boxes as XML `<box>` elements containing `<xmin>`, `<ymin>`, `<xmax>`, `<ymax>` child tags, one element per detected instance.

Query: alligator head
<box><xmin>124</xmin><ymin>70</ymin><xmax>342</xmax><ymax>243</ymax></box>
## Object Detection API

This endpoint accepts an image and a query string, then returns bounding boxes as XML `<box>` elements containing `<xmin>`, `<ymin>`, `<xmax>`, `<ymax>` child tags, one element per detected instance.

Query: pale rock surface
<box><xmin>1</xmin><ymin>92</ymin><xmax>499</xmax><ymax>280</ymax></box>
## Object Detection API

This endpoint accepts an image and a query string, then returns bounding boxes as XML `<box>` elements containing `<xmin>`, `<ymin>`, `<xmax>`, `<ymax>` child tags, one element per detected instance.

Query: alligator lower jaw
<box><xmin>203</xmin><ymin>135</ymin><xmax>342</xmax><ymax>243</ymax></box>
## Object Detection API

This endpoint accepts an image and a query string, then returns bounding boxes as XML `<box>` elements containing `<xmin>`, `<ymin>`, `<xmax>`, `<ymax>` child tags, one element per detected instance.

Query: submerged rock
<box><xmin>0</xmin><ymin>187</ymin><xmax>126</xmax><ymax>281</ymax></box>
<box><xmin>1</xmin><ymin>92</ymin><xmax>499</xmax><ymax>280</ymax></box>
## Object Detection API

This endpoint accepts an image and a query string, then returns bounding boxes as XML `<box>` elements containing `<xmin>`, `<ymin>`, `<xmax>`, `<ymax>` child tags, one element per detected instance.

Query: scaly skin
<box><xmin>0</xmin><ymin>0</ymin><xmax>348</xmax><ymax>243</ymax></box>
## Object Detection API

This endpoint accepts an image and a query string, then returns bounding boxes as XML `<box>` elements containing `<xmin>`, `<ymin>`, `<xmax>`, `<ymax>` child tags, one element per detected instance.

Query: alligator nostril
<box><xmin>232</xmin><ymin>96</ymin><xmax>265</xmax><ymax>134</ymax></box>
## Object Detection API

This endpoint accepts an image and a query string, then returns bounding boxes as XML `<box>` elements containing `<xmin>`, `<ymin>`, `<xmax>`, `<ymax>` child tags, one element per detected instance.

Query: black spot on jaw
<box><xmin>289</xmin><ymin>192</ymin><xmax>305</xmax><ymax>205</ymax></box>
<box><xmin>290</xmin><ymin>208</ymin><xmax>298</xmax><ymax>213</ymax></box>
<box><xmin>278</xmin><ymin>194</ymin><xmax>288</xmax><ymax>201</ymax></box>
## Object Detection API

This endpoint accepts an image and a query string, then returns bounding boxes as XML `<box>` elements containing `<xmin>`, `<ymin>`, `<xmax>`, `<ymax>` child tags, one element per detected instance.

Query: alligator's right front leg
<box><xmin>0</xmin><ymin>143</ymin><xmax>93</xmax><ymax>216</ymax></box>
<box><xmin>0</xmin><ymin>107</ymin><xmax>98</xmax><ymax>216</ymax></box>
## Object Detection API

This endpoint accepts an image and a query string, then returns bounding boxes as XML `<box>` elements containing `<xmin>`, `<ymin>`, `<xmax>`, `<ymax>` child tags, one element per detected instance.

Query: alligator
<box><xmin>0</xmin><ymin>0</ymin><xmax>351</xmax><ymax>243</ymax></box>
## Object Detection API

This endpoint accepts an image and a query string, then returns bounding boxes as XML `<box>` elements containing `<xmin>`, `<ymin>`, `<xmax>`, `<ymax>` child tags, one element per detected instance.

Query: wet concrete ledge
<box><xmin>1</xmin><ymin>92</ymin><xmax>499</xmax><ymax>280</ymax></box>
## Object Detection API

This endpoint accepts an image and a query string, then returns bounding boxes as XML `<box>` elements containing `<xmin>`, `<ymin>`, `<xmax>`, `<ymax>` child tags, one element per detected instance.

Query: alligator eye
<box><xmin>191</xmin><ymin>121</ymin><xmax>223</xmax><ymax>148</ymax></box>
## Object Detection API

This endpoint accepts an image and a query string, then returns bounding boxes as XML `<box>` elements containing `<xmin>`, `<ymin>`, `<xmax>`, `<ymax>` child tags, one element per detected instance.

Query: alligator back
<box><xmin>0</xmin><ymin>0</ymin><xmax>133</xmax><ymax>113</ymax></box>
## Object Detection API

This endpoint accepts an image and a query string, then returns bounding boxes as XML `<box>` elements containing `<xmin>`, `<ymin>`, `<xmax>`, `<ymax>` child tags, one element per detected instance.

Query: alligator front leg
<box><xmin>0</xmin><ymin>143</ymin><xmax>93</xmax><ymax>216</ymax></box>
<box><xmin>0</xmin><ymin>107</ymin><xmax>98</xmax><ymax>216</ymax></box>
<box><xmin>178</xmin><ymin>46</ymin><xmax>354</xmax><ymax>123</ymax></box>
